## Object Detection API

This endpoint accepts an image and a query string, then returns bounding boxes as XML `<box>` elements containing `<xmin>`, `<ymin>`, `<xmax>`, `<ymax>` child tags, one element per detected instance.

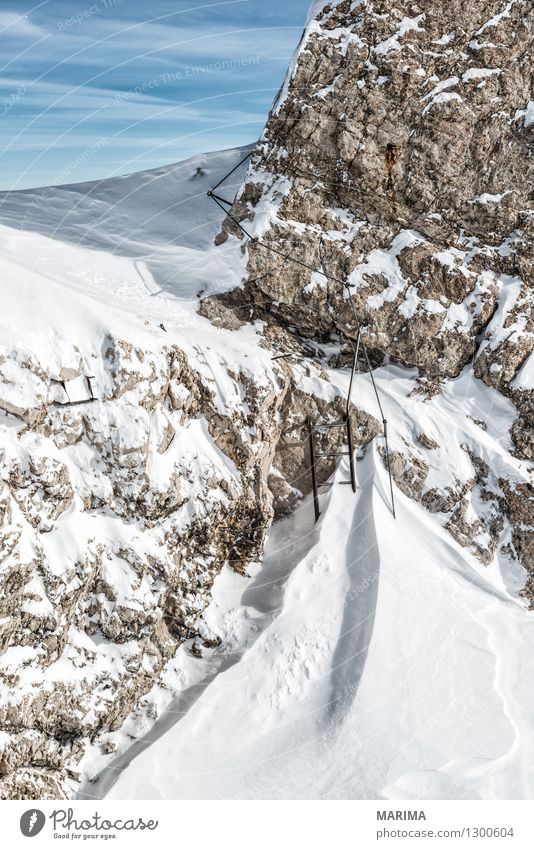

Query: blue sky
<box><xmin>0</xmin><ymin>0</ymin><xmax>311</xmax><ymax>189</ymax></box>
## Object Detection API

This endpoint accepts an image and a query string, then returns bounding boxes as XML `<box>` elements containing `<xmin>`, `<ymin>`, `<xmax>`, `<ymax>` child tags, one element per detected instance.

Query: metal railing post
<box><xmin>383</xmin><ymin>418</ymin><xmax>396</xmax><ymax>519</ymax></box>
<box><xmin>346</xmin><ymin>415</ymin><xmax>357</xmax><ymax>493</ymax></box>
<box><xmin>208</xmin><ymin>165</ymin><xmax>397</xmax><ymax>522</ymax></box>
<box><xmin>308</xmin><ymin>421</ymin><xmax>321</xmax><ymax>523</ymax></box>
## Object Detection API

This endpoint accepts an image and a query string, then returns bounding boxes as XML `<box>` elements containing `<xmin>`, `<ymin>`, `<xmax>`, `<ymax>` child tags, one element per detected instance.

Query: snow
<box><xmin>423</xmin><ymin>76</ymin><xmax>459</xmax><ymax>100</ymax></box>
<box><xmin>306</xmin><ymin>0</ymin><xmax>334</xmax><ymax>20</ymax></box>
<box><xmin>398</xmin><ymin>288</ymin><xmax>444</xmax><ymax>321</ymax></box>
<box><xmin>345</xmin><ymin>230</ymin><xmax>491</xmax><ymax>331</ymax></box>
<box><xmin>475</xmin><ymin>1</ymin><xmax>517</xmax><ymax>36</ymax></box>
<box><xmin>60</xmin><ymin>336</ymin><xmax>531</xmax><ymax>801</ymax></box>
<box><xmin>475</xmin><ymin>275</ymin><xmax>527</xmax><ymax>360</ymax></box>
<box><xmin>0</xmin><ymin>145</ymin><xmax>253</xmax><ymax>313</ymax></box>
<box><xmin>0</xmin><ymin>146</ymin><xmax>286</xmax><ymax>750</ymax></box>
<box><xmin>423</xmin><ymin>91</ymin><xmax>463</xmax><ymax>115</ymax></box>
<box><xmin>374</xmin><ymin>15</ymin><xmax>426</xmax><ymax>56</ymax></box>
<box><xmin>241</xmin><ymin>170</ymin><xmax>292</xmax><ymax>239</ymax></box>
<box><xmin>511</xmin><ymin>102</ymin><xmax>534</xmax><ymax>126</ymax></box>
<box><xmin>433</xmin><ymin>31</ymin><xmax>455</xmax><ymax>46</ymax></box>
<box><xmin>462</xmin><ymin>67</ymin><xmax>501</xmax><ymax>81</ymax></box>
<box><xmin>315</xmin><ymin>75</ymin><xmax>341</xmax><ymax>99</ymax></box>
<box><xmin>469</xmin><ymin>39</ymin><xmax>497</xmax><ymax>51</ymax></box>
<box><xmin>434</xmin><ymin>248</ymin><xmax>470</xmax><ymax>275</ymax></box>
<box><xmin>347</xmin><ymin>229</ymin><xmax>425</xmax><ymax>306</ymax></box>
<box><xmin>325</xmin><ymin>207</ymin><xmax>363</xmax><ymax>243</ymax></box>
<box><xmin>512</xmin><ymin>352</ymin><xmax>534</xmax><ymax>391</ymax></box>
<box><xmin>497</xmin><ymin>232</ymin><xmax>522</xmax><ymax>257</ymax></box>
<box><xmin>104</xmin><ymin>416</ymin><xmax>534</xmax><ymax>799</ymax></box>
<box><xmin>304</xmin><ymin>270</ymin><xmax>328</xmax><ymax>294</ymax></box>
<box><xmin>308</xmin><ymin>22</ymin><xmax>365</xmax><ymax>58</ymax></box>
<box><xmin>471</xmin><ymin>192</ymin><xmax>509</xmax><ymax>204</ymax></box>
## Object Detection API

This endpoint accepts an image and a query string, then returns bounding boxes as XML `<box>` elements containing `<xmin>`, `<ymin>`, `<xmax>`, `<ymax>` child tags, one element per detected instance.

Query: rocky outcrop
<box><xmin>218</xmin><ymin>0</ymin><xmax>533</xmax><ymax>380</ymax></box>
<box><xmin>212</xmin><ymin>1</ymin><xmax>534</xmax><ymax>587</ymax></box>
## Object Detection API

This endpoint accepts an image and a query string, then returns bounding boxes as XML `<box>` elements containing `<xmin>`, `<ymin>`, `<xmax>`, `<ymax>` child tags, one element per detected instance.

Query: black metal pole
<box><xmin>308</xmin><ymin>421</ymin><xmax>320</xmax><ymax>523</ymax></box>
<box><xmin>383</xmin><ymin>418</ymin><xmax>396</xmax><ymax>519</ymax></box>
<box><xmin>346</xmin><ymin>329</ymin><xmax>360</xmax><ymax>418</ymax></box>
<box><xmin>86</xmin><ymin>375</ymin><xmax>95</xmax><ymax>400</ymax></box>
<box><xmin>208</xmin><ymin>166</ymin><xmax>397</xmax><ymax>519</ymax></box>
<box><xmin>346</xmin><ymin>414</ymin><xmax>357</xmax><ymax>493</ymax></box>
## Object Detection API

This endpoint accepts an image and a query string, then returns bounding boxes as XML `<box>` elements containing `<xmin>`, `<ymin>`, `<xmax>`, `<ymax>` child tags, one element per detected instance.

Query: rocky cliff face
<box><xmin>213</xmin><ymin>0</ymin><xmax>534</xmax><ymax>588</ymax></box>
<box><xmin>219</xmin><ymin>0</ymin><xmax>533</xmax><ymax>380</ymax></box>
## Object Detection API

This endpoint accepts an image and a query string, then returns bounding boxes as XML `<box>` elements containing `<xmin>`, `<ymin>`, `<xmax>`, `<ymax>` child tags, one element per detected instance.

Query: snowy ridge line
<box><xmin>207</xmin><ymin>158</ymin><xmax>397</xmax><ymax>519</ymax></box>
<box><xmin>0</xmin><ymin>146</ymin><xmax>255</xmax><ymax>315</ymax></box>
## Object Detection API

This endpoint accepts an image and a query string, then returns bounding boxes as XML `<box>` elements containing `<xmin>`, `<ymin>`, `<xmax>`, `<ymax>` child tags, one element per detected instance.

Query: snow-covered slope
<box><xmin>103</xmin><ymin>367</ymin><xmax>534</xmax><ymax>801</ymax></box>
<box><xmin>0</xmin><ymin>146</ymin><xmax>253</xmax><ymax>313</ymax></box>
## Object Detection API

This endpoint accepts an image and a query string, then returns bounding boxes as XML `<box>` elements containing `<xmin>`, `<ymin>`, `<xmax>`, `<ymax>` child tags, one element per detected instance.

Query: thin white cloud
<box><xmin>0</xmin><ymin>10</ymin><xmax>46</xmax><ymax>37</ymax></box>
<box><xmin>22</xmin><ymin>17</ymin><xmax>301</xmax><ymax>67</ymax></box>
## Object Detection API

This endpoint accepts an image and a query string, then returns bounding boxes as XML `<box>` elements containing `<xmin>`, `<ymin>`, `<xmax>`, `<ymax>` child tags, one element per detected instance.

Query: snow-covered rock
<box><xmin>217</xmin><ymin>1</ymin><xmax>532</xmax><ymax>383</ymax></box>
